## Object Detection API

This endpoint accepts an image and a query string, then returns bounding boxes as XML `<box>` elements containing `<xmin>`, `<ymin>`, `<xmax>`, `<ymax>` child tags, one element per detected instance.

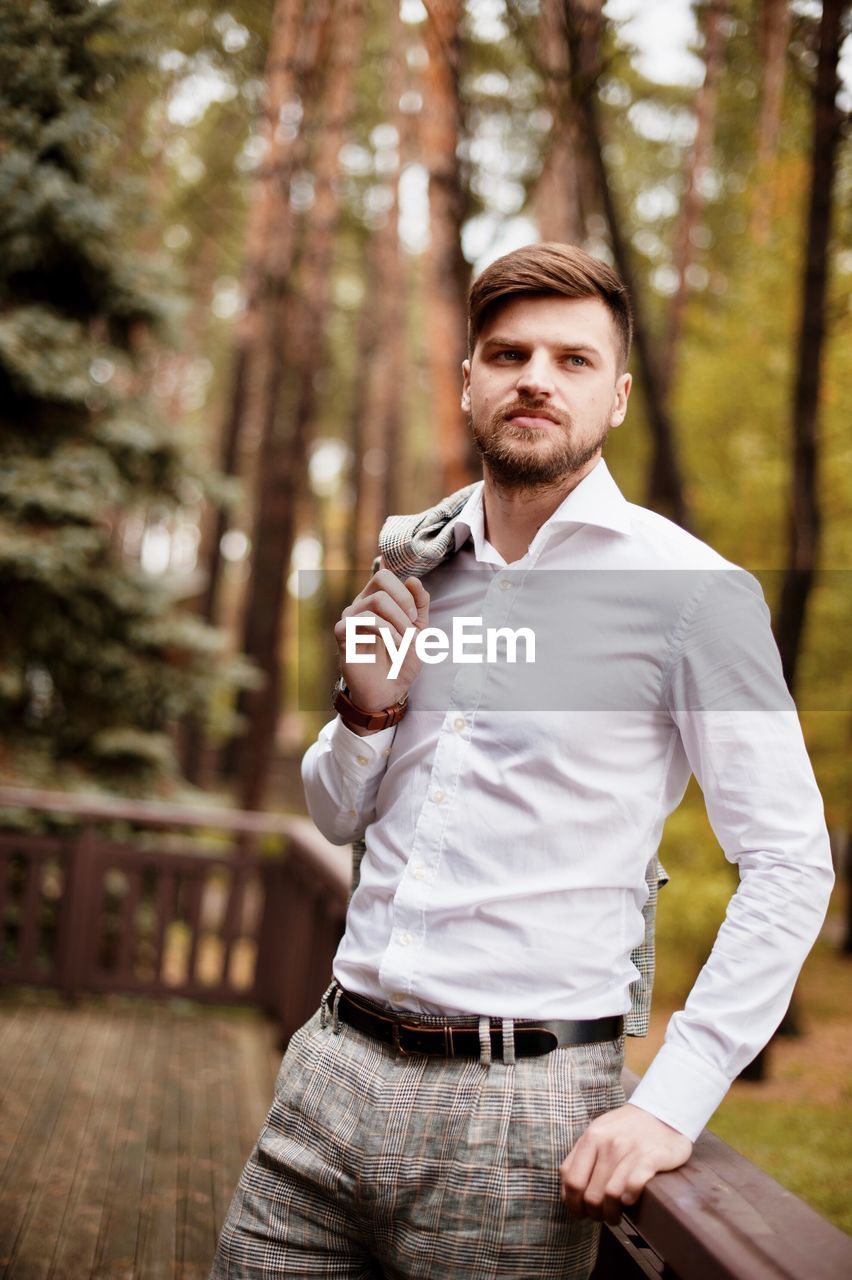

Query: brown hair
<box><xmin>467</xmin><ymin>242</ymin><xmax>633</xmax><ymax>372</ymax></box>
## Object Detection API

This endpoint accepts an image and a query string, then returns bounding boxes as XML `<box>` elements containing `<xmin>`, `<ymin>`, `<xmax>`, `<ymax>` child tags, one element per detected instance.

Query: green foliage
<box><xmin>711</xmin><ymin>1094</ymin><xmax>852</xmax><ymax>1234</ymax></box>
<box><xmin>652</xmin><ymin>783</ymin><xmax>738</xmax><ymax>1005</ymax></box>
<box><xmin>0</xmin><ymin>0</ymin><xmax>247</xmax><ymax>791</ymax></box>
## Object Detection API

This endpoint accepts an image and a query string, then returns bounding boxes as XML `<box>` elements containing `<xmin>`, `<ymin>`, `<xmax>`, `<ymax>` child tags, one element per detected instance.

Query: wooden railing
<box><xmin>0</xmin><ymin>787</ymin><xmax>349</xmax><ymax>1043</ymax></box>
<box><xmin>1</xmin><ymin>787</ymin><xmax>849</xmax><ymax>1278</ymax></box>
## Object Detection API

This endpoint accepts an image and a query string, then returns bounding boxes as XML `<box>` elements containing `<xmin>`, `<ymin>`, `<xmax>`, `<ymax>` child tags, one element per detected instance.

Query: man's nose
<box><xmin>515</xmin><ymin>354</ymin><xmax>554</xmax><ymax>398</ymax></box>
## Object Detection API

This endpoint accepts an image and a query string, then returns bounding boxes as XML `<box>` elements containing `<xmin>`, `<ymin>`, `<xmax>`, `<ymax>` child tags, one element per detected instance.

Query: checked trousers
<box><xmin>209</xmin><ymin>1003</ymin><xmax>625</xmax><ymax>1280</ymax></box>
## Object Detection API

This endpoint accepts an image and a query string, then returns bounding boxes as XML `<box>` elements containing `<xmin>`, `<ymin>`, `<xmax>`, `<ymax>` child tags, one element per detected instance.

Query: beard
<box><xmin>468</xmin><ymin>398</ymin><xmax>611</xmax><ymax>490</ymax></box>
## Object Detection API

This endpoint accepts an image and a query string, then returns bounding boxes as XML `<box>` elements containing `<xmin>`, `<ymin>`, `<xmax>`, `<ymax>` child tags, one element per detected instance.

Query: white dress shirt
<box><xmin>301</xmin><ymin>458</ymin><xmax>833</xmax><ymax>1140</ymax></box>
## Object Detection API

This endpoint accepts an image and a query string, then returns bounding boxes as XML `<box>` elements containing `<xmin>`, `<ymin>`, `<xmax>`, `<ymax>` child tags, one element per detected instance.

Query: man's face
<box><xmin>461</xmin><ymin>294</ymin><xmax>632</xmax><ymax>488</ymax></box>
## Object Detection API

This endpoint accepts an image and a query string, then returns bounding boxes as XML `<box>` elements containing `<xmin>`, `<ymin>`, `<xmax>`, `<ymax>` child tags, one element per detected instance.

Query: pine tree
<box><xmin>0</xmin><ymin>0</ymin><xmax>245</xmax><ymax>792</ymax></box>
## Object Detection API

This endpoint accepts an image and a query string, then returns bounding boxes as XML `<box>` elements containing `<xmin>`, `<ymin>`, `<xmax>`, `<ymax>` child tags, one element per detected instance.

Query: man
<box><xmin>210</xmin><ymin>244</ymin><xmax>833</xmax><ymax>1279</ymax></box>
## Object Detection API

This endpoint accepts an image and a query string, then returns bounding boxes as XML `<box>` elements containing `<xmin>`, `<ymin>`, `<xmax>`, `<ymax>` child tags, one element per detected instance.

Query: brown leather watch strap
<box><xmin>333</xmin><ymin>679</ymin><xmax>409</xmax><ymax>731</ymax></box>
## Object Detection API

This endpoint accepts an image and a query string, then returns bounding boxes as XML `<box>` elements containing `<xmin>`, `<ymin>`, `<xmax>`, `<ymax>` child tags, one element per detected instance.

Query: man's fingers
<box><xmin>597</xmin><ymin>1153</ymin><xmax>649</xmax><ymax>1224</ymax></box>
<box><xmin>563</xmin><ymin>1145</ymin><xmax>640</xmax><ymax>1226</ymax></box>
<box><xmin>403</xmin><ymin>575</ymin><xmax>430</xmax><ymax>622</ymax></box>
<box><xmin>618</xmin><ymin>1162</ymin><xmax>655</xmax><ymax>1206</ymax></box>
<box><xmin>574</xmin><ymin>1136</ymin><xmax>631</xmax><ymax>1223</ymax></box>
<box><xmin>358</xmin><ymin>570</ymin><xmax>422</xmax><ymax>622</ymax></box>
<box><xmin>343</xmin><ymin>592</ymin><xmax>414</xmax><ymax>639</ymax></box>
<box><xmin>348</xmin><ymin>570</ymin><xmax>429</xmax><ymax>629</ymax></box>
<box><xmin>561</xmin><ymin>1107</ymin><xmax>693</xmax><ymax>1228</ymax></box>
<box><xmin>559</xmin><ymin>1136</ymin><xmax>599</xmax><ymax>1215</ymax></box>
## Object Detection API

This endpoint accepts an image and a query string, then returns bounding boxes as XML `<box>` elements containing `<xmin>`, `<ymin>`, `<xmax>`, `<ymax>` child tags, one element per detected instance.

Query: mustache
<box><xmin>497</xmin><ymin>400</ymin><xmax>571</xmax><ymax>428</ymax></box>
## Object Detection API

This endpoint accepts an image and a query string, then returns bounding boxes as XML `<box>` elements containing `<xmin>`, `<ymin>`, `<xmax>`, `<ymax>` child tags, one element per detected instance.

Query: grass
<box><xmin>709</xmin><ymin>1096</ymin><xmax>852</xmax><ymax>1234</ymax></box>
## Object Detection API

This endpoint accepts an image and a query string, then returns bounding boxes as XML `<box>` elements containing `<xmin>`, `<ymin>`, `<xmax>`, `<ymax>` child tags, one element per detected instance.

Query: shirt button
<box><xmin>411</xmin><ymin>863</ymin><xmax>426</xmax><ymax>880</ymax></box>
<box><xmin>397</xmin><ymin>930</ymin><xmax>413</xmax><ymax>946</ymax></box>
<box><xmin>391</xmin><ymin>991</ymin><xmax>407</xmax><ymax>1004</ymax></box>
<box><xmin>453</xmin><ymin>716</ymin><xmax>466</xmax><ymax>732</ymax></box>
<box><xmin>432</xmin><ymin>789</ymin><xmax>445</xmax><ymax>804</ymax></box>
<box><xmin>498</xmin><ymin>578</ymin><xmax>512</xmax><ymax>591</ymax></box>
<box><xmin>355</xmin><ymin>754</ymin><xmax>370</xmax><ymax>766</ymax></box>
<box><xmin>347</xmin><ymin>808</ymin><xmax>357</xmax><ymax>817</ymax></box>
<box><xmin>383</xmin><ymin>746</ymin><xmax>392</xmax><ymax>757</ymax></box>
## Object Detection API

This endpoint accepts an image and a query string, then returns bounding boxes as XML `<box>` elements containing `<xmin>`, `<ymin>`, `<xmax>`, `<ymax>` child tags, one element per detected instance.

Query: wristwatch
<box><xmin>332</xmin><ymin>676</ymin><xmax>409</xmax><ymax>732</ymax></box>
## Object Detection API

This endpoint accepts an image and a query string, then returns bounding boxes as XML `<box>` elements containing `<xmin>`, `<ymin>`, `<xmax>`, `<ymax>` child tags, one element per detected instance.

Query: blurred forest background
<box><xmin>0</xmin><ymin>0</ymin><xmax>850</xmax><ymax>1226</ymax></box>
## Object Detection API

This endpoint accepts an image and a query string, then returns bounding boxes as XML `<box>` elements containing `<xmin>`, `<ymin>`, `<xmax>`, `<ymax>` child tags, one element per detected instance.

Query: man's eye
<box><xmin>494</xmin><ymin>350</ymin><xmax>523</xmax><ymax>361</ymax></box>
<box><xmin>566</xmin><ymin>355</ymin><xmax>587</xmax><ymax>367</ymax></box>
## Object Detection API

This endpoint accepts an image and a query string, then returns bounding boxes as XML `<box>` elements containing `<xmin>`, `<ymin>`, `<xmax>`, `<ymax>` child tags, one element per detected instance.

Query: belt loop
<box><xmin>320</xmin><ymin>980</ymin><xmax>335</xmax><ymax>1029</ymax></box>
<box><xmin>478</xmin><ymin>1015</ymin><xmax>492</xmax><ymax>1066</ymax></box>
<box><xmin>502</xmin><ymin>1017</ymin><xmax>516</xmax><ymax>1065</ymax></box>
<box><xmin>331</xmin><ymin>986</ymin><xmax>343</xmax><ymax>1035</ymax></box>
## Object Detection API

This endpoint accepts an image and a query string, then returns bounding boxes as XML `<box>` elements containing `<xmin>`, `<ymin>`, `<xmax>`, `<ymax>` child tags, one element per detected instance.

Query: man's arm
<box><xmin>561</xmin><ymin>571</ymin><xmax>834</xmax><ymax>1222</ymax></box>
<box><xmin>301</xmin><ymin>568</ymin><xmax>430</xmax><ymax>845</ymax></box>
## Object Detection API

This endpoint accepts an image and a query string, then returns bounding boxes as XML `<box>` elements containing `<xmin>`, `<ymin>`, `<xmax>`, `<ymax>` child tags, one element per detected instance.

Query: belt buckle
<box><xmin>392</xmin><ymin>1022</ymin><xmax>424</xmax><ymax>1056</ymax></box>
<box><xmin>392</xmin><ymin>1021</ymin><xmax>455</xmax><ymax>1056</ymax></box>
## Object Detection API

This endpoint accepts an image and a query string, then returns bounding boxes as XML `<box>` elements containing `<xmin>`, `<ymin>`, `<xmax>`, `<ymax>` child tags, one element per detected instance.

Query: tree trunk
<box><xmin>346</xmin><ymin>275</ymin><xmax>379</xmax><ymax>580</ymax></box>
<box><xmin>536</xmin><ymin>0</ymin><xmax>585</xmax><ymax>244</ymax></box>
<box><xmin>750</xmin><ymin>0</ymin><xmax>793</xmax><ymax>243</ymax></box>
<box><xmin>562</xmin><ymin>0</ymin><xmax>690</xmax><ymax>529</ymax></box>
<box><xmin>355</xmin><ymin>3</ymin><xmax>407</xmax><ymax>573</ymax></box>
<box><xmin>203</xmin><ymin>0</ymin><xmax>317</xmax><ymax>632</ymax></box>
<box><xmin>774</xmin><ymin>0</ymin><xmax>845</xmax><ymax>693</ymax></box>
<box><xmin>233</xmin><ymin>0</ymin><xmax>366</xmax><ymax>812</ymax></box>
<box><xmin>661</xmin><ymin>0</ymin><xmax>728</xmax><ymax>401</ymax></box>
<box><xmin>741</xmin><ymin>0</ymin><xmax>847</xmax><ymax>1083</ymax></box>
<box><xmin>422</xmin><ymin>0</ymin><xmax>476</xmax><ymax>495</ymax></box>
<box><xmin>182</xmin><ymin>0</ymin><xmax>329</xmax><ymax>782</ymax></box>
<box><xmin>838</xmin><ymin>825</ymin><xmax>852</xmax><ymax>955</ymax></box>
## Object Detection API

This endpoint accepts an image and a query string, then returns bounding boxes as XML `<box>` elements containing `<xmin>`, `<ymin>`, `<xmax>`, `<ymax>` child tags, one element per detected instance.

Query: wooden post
<box><xmin>56</xmin><ymin>822</ymin><xmax>97</xmax><ymax>1001</ymax></box>
<box><xmin>253</xmin><ymin>855</ymin><xmax>290</xmax><ymax>1030</ymax></box>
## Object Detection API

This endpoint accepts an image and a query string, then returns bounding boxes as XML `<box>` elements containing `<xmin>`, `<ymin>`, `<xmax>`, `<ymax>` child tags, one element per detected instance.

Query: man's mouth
<box><xmin>506</xmin><ymin>410</ymin><xmax>559</xmax><ymax>429</ymax></box>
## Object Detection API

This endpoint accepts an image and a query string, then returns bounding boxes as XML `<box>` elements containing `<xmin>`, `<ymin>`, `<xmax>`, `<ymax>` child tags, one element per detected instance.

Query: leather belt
<box><xmin>331</xmin><ymin>988</ymin><xmax>623</xmax><ymax>1060</ymax></box>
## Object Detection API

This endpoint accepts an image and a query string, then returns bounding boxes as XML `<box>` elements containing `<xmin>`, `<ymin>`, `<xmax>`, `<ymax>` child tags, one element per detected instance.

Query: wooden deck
<box><xmin>0</xmin><ymin>988</ymin><xmax>280</xmax><ymax>1280</ymax></box>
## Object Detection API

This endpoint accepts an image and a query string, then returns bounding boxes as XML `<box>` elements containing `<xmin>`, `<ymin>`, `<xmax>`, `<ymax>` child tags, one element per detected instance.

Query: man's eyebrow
<box><xmin>480</xmin><ymin>336</ymin><xmax>603</xmax><ymax>358</ymax></box>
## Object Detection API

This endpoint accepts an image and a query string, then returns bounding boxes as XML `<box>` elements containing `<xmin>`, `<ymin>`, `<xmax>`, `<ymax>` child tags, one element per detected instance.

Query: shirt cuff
<box><xmin>627</xmin><ymin>1040</ymin><xmax>733</xmax><ymax>1142</ymax></box>
<box><xmin>328</xmin><ymin>715</ymin><xmax>397</xmax><ymax>777</ymax></box>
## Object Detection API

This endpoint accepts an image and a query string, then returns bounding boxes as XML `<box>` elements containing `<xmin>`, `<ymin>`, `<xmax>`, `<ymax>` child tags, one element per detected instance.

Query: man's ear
<box><xmin>461</xmin><ymin>358</ymin><xmax>471</xmax><ymax>413</ymax></box>
<box><xmin>609</xmin><ymin>371</ymin><xmax>632</xmax><ymax>428</ymax></box>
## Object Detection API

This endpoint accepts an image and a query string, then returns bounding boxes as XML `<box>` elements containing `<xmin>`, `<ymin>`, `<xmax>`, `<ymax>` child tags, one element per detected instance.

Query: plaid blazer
<box><xmin>350</xmin><ymin>482</ymin><xmax>667</xmax><ymax>1037</ymax></box>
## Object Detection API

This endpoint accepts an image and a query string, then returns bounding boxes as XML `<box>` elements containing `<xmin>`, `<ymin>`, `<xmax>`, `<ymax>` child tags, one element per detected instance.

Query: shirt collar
<box><xmin>451</xmin><ymin>457</ymin><xmax>633</xmax><ymax>556</ymax></box>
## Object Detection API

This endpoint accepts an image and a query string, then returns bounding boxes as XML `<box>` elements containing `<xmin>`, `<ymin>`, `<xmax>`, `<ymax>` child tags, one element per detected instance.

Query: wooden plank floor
<box><xmin>0</xmin><ymin>989</ymin><xmax>280</xmax><ymax>1280</ymax></box>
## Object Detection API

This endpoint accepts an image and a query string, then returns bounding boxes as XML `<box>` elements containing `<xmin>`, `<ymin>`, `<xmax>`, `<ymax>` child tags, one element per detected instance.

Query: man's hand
<box><xmin>334</xmin><ymin>567</ymin><xmax>430</xmax><ymax>715</ymax></box>
<box><xmin>559</xmin><ymin>1103</ymin><xmax>692</xmax><ymax>1225</ymax></box>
